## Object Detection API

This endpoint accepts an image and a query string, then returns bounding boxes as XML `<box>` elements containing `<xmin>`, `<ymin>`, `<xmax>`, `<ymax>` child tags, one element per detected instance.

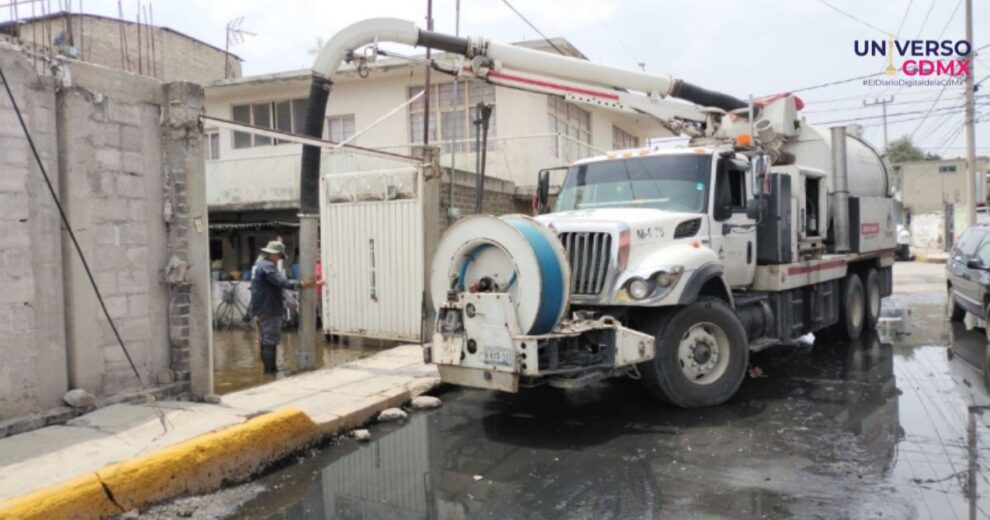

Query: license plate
<box><xmin>483</xmin><ymin>346</ymin><xmax>513</xmax><ymax>367</ymax></box>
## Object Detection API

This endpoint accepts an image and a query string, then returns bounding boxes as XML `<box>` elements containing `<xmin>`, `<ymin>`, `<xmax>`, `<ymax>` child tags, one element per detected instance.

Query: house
<box><xmin>202</xmin><ymin>39</ymin><xmax>669</xmax><ymax>275</ymax></box>
<box><xmin>0</xmin><ymin>11</ymin><xmax>241</xmax><ymax>82</ymax></box>
<box><xmin>895</xmin><ymin>156</ymin><xmax>990</xmax><ymax>251</ymax></box>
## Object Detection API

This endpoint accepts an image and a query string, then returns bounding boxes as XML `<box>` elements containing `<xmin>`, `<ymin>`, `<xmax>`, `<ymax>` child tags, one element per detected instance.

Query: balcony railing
<box><xmin>206</xmin><ymin>133</ymin><xmax>603</xmax><ymax>209</ymax></box>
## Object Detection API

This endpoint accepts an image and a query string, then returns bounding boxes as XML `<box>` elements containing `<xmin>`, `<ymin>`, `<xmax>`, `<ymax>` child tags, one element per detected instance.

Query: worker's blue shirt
<box><xmin>250</xmin><ymin>259</ymin><xmax>299</xmax><ymax>317</ymax></box>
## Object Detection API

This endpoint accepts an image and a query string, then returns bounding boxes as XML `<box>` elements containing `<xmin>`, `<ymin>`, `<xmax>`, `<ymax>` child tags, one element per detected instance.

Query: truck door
<box><xmin>712</xmin><ymin>160</ymin><xmax>757</xmax><ymax>287</ymax></box>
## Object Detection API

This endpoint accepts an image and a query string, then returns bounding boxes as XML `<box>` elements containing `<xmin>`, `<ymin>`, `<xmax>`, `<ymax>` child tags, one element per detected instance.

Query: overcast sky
<box><xmin>11</xmin><ymin>0</ymin><xmax>989</xmax><ymax>156</ymax></box>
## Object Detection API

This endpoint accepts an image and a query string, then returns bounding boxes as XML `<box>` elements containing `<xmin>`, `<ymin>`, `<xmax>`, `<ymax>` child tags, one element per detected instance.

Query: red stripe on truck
<box><xmin>787</xmin><ymin>259</ymin><xmax>846</xmax><ymax>275</ymax></box>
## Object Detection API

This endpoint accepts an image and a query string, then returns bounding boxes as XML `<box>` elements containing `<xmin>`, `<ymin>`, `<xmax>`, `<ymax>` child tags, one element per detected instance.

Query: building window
<box><xmin>612</xmin><ymin>125</ymin><xmax>639</xmax><ymax>150</ymax></box>
<box><xmin>327</xmin><ymin>114</ymin><xmax>356</xmax><ymax>143</ymax></box>
<box><xmin>205</xmin><ymin>131</ymin><xmax>220</xmax><ymax>160</ymax></box>
<box><xmin>939</xmin><ymin>165</ymin><xmax>957</xmax><ymax>173</ymax></box>
<box><xmin>548</xmin><ymin>97</ymin><xmax>591</xmax><ymax>161</ymax></box>
<box><xmin>408</xmin><ymin>81</ymin><xmax>496</xmax><ymax>151</ymax></box>
<box><xmin>231</xmin><ymin>98</ymin><xmax>308</xmax><ymax>148</ymax></box>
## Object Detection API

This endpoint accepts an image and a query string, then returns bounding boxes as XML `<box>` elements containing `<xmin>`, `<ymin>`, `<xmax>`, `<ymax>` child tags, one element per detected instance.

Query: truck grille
<box><xmin>558</xmin><ymin>232</ymin><xmax>612</xmax><ymax>295</ymax></box>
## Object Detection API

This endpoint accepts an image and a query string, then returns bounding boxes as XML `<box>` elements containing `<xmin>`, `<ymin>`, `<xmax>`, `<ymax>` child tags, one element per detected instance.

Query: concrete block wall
<box><xmin>437</xmin><ymin>168</ymin><xmax>529</xmax><ymax>234</ymax></box>
<box><xmin>57</xmin><ymin>65</ymin><xmax>171</xmax><ymax>396</ymax></box>
<box><xmin>0</xmin><ymin>45</ymin><xmax>210</xmax><ymax>423</ymax></box>
<box><xmin>0</xmin><ymin>46</ymin><xmax>67</xmax><ymax>420</ymax></box>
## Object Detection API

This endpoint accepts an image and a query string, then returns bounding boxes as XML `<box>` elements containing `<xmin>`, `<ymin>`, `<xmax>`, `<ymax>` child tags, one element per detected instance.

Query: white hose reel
<box><xmin>430</xmin><ymin>215</ymin><xmax>571</xmax><ymax>335</ymax></box>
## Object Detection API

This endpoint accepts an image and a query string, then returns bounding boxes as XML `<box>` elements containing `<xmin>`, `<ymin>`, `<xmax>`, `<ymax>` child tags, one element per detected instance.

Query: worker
<box><xmin>250</xmin><ymin>240</ymin><xmax>315</xmax><ymax>373</ymax></box>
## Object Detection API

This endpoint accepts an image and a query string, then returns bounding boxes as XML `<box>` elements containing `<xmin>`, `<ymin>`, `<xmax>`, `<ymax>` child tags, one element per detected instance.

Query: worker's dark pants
<box><xmin>253</xmin><ymin>315</ymin><xmax>283</xmax><ymax>373</ymax></box>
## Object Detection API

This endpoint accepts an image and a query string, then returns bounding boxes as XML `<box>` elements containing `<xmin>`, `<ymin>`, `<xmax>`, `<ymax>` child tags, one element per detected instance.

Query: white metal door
<box><xmin>321</xmin><ymin>167</ymin><xmax>424</xmax><ymax>342</ymax></box>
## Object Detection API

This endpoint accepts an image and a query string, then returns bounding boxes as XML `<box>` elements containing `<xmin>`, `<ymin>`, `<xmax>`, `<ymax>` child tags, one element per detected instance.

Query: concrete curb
<box><xmin>0</xmin><ymin>379</ymin><xmax>426</xmax><ymax>520</ymax></box>
<box><xmin>914</xmin><ymin>254</ymin><xmax>948</xmax><ymax>264</ymax></box>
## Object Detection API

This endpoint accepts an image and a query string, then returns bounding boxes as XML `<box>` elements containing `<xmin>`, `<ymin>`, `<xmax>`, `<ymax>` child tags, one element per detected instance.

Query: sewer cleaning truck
<box><xmin>304</xmin><ymin>19</ymin><xmax>897</xmax><ymax>407</ymax></box>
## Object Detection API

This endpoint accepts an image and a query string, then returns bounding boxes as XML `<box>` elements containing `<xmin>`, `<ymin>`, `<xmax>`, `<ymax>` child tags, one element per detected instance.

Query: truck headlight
<box><xmin>626</xmin><ymin>277</ymin><xmax>655</xmax><ymax>300</ymax></box>
<box><xmin>653</xmin><ymin>266</ymin><xmax>684</xmax><ymax>288</ymax></box>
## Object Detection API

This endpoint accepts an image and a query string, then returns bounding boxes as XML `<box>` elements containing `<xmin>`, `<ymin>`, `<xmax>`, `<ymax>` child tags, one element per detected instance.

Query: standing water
<box><xmin>212</xmin><ymin>329</ymin><xmax>393</xmax><ymax>394</ymax></box>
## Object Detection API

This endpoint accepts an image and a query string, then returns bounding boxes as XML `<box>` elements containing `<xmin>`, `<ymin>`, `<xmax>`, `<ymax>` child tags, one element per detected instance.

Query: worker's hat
<box><xmin>260</xmin><ymin>240</ymin><xmax>287</xmax><ymax>257</ymax></box>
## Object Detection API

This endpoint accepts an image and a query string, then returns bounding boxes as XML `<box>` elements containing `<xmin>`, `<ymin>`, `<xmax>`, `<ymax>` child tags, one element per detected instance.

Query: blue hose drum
<box><xmin>430</xmin><ymin>215</ymin><xmax>571</xmax><ymax>335</ymax></box>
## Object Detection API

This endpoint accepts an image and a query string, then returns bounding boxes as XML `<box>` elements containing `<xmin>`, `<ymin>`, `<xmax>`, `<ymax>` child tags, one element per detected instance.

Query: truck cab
<box><xmin>536</xmin><ymin>148</ymin><xmax>756</xmax><ymax>308</ymax></box>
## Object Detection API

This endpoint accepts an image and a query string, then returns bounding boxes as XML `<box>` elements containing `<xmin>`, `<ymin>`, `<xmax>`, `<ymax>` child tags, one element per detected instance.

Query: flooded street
<box><xmin>173</xmin><ymin>264</ymin><xmax>990</xmax><ymax>519</ymax></box>
<box><xmin>212</xmin><ymin>329</ymin><xmax>392</xmax><ymax>394</ymax></box>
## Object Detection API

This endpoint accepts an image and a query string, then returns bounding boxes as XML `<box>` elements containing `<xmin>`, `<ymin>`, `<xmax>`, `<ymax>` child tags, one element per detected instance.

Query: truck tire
<box><xmin>829</xmin><ymin>273</ymin><xmax>865</xmax><ymax>341</ymax></box>
<box><xmin>948</xmin><ymin>287</ymin><xmax>966</xmax><ymax>322</ymax></box>
<box><xmin>638</xmin><ymin>296</ymin><xmax>748</xmax><ymax>408</ymax></box>
<box><xmin>862</xmin><ymin>268</ymin><xmax>882</xmax><ymax>330</ymax></box>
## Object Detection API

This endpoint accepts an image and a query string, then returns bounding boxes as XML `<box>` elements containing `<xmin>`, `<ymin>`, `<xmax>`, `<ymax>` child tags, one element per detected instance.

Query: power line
<box><xmin>810</xmin><ymin>101</ymin><xmax>988</xmax><ymax>125</ymax></box>
<box><xmin>895</xmin><ymin>0</ymin><xmax>915</xmax><ymax>37</ymax></box>
<box><xmin>913</xmin><ymin>0</ymin><xmax>937</xmax><ymax>40</ymax></box>
<box><xmin>584</xmin><ymin>2</ymin><xmax>642</xmax><ymax>68</ymax></box>
<box><xmin>500</xmin><ymin>0</ymin><xmax>565</xmax><ymax>55</ymax></box>
<box><xmin>801</xmin><ymin>94</ymin><xmax>963</xmax><ymax>113</ymax></box>
<box><xmin>813</xmin><ymin>0</ymin><xmax>889</xmax><ymax>35</ymax></box>
<box><xmin>908</xmin><ymin>83</ymin><xmax>949</xmax><ymax>139</ymax></box>
<box><xmin>802</xmin><ymin>89</ymin><xmax>952</xmax><ymax>105</ymax></box>
<box><xmin>937</xmin><ymin>0</ymin><xmax>963</xmax><ymax>39</ymax></box>
<box><xmin>782</xmin><ymin>70</ymin><xmax>887</xmax><ymax>94</ymax></box>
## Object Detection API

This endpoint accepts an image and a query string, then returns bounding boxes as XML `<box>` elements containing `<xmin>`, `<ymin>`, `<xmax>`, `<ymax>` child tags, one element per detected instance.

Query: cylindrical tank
<box><xmin>781</xmin><ymin>123</ymin><xmax>890</xmax><ymax>198</ymax></box>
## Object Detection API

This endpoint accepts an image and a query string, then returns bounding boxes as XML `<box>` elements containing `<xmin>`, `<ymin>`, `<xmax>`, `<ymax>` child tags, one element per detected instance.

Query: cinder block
<box><xmin>120</xmin><ymin>317</ymin><xmax>152</xmax><ymax>342</ymax></box>
<box><xmin>115</xmin><ymin>173</ymin><xmax>145</xmax><ymax>199</ymax></box>
<box><xmin>119</xmin><ymin>125</ymin><xmax>143</xmax><ymax>152</ymax></box>
<box><xmin>106</xmin><ymin>100</ymin><xmax>142</xmax><ymax>126</ymax></box>
<box><xmin>0</xmin><ymin>136</ymin><xmax>29</xmax><ymax>167</ymax></box>
<box><xmin>127</xmin><ymin>294</ymin><xmax>149</xmax><ymax>316</ymax></box>
<box><xmin>121</xmin><ymin>222</ymin><xmax>149</xmax><ymax>246</ymax></box>
<box><xmin>0</xmin><ymin>192</ymin><xmax>29</xmax><ymax>220</ymax></box>
<box><xmin>103</xmin><ymin>295</ymin><xmax>128</xmax><ymax>319</ymax></box>
<box><xmin>117</xmin><ymin>269</ymin><xmax>149</xmax><ymax>294</ymax></box>
<box><xmin>94</xmin><ymin>199</ymin><xmax>129</xmax><ymax>223</ymax></box>
<box><xmin>0</xmin><ymin>277</ymin><xmax>33</xmax><ymax>305</ymax></box>
<box><xmin>126</xmin><ymin>246</ymin><xmax>149</xmax><ymax>266</ymax></box>
<box><xmin>95</xmin><ymin>147</ymin><xmax>121</xmax><ymax>171</ymax></box>
<box><xmin>128</xmin><ymin>200</ymin><xmax>147</xmax><ymax>221</ymax></box>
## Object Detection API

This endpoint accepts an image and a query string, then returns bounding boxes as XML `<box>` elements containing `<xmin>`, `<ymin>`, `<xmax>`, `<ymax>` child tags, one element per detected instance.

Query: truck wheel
<box><xmin>638</xmin><ymin>297</ymin><xmax>748</xmax><ymax>408</ymax></box>
<box><xmin>827</xmin><ymin>273</ymin><xmax>865</xmax><ymax>341</ymax></box>
<box><xmin>948</xmin><ymin>287</ymin><xmax>966</xmax><ymax>322</ymax></box>
<box><xmin>862</xmin><ymin>268</ymin><xmax>882</xmax><ymax>330</ymax></box>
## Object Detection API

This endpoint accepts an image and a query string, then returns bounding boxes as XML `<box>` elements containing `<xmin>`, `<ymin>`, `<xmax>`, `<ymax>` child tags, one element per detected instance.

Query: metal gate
<box><xmin>320</xmin><ymin>166</ymin><xmax>425</xmax><ymax>342</ymax></box>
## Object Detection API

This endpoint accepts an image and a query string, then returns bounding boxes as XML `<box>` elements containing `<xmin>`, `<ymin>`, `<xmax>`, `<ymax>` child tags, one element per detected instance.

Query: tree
<box><xmin>886</xmin><ymin>136</ymin><xmax>927</xmax><ymax>163</ymax></box>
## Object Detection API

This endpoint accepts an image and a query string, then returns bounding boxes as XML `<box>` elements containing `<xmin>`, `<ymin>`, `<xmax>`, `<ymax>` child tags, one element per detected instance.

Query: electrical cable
<box><xmin>912</xmin><ymin>0</ymin><xmax>937</xmax><ymax>40</ymax></box>
<box><xmin>0</xmin><ymin>65</ymin><xmax>147</xmax><ymax>389</ymax></box>
<box><xmin>500</xmin><ymin>0</ymin><xmax>565</xmax><ymax>55</ymax></box>
<box><xmin>936</xmin><ymin>0</ymin><xmax>963</xmax><ymax>39</ymax></box>
<box><xmin>813</xmin><ymin>0</ymin><xmax>889</xmax><ymax>35</ymax></box>
<box><xmin>895</xmin><ymin>0</ymin><xmax>915</xmax><ymax>37</ymax></box>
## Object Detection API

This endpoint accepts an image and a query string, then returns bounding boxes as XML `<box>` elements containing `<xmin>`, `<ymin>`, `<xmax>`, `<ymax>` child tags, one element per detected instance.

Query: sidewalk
<box><xmin>913</xmin><ymin>250</ymin><xmax>949</xmax><ymax>264</ymax></box>
<box><xmin>0</xmin><ymin>345</ymin><xmax>439</xmax><ymax>519</ymax></box>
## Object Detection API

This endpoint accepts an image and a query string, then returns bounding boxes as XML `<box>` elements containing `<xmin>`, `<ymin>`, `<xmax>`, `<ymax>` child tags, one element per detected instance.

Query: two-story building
<box><xmin>896</xmin><ymin>156</ymin><xmax>990</xmax><ymax>251</ymax></box>
<box><xmin>203</xmin><ymin>39</ymin><xmax>669</xmax><ymax>275</ymax></box>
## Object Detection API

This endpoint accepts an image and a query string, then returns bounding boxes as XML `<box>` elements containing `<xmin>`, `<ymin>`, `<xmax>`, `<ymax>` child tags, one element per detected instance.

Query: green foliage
<box><xmin>886</xmin><ymin>136</ymin><xmax>928</xmax><ymax>163</ymax></box>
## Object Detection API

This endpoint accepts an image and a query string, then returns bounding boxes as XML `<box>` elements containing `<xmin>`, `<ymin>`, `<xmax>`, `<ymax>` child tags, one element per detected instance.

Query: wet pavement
<box><xmin>212</xmin><ymin>329</ymin><xmax>393</xmax><ymax>394</ymax></box>
<box><xmin>176</xmin><ymin>264</ymin><xmax>990</xmax><ymax>519</ymax></box>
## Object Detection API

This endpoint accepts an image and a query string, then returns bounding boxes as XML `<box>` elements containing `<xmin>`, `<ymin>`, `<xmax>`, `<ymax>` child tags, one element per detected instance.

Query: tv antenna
<box><xmin>224</xmin><ymin>16</ymin><xmax>255</xmax><ymax>78</ymax></box>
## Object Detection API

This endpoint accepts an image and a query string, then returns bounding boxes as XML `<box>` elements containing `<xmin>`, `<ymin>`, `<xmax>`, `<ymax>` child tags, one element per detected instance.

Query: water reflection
<box><xmin>231</xmin><ymin>332</ymin><xmax>919</xmax><ymax>519</ymax></box>
<box><xmin>212</xmin><ymin>330</ymin><xmax>390</xmax><ymax>395</ymax></box>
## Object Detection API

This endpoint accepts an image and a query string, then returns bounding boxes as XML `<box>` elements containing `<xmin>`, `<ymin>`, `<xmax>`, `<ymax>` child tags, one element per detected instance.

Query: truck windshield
<box><xmin>554</xmin><ymin>154</ymin><xmax>713</xmax><ymax>213</ymax></box>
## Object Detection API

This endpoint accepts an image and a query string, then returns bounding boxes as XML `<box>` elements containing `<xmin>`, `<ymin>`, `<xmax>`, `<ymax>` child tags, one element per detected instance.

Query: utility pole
<box><xmin>423</xmin><ymin>0</ymin><xmax>433</xmax><ymax>145</ymax></box>
<box><xmin>863</xmin><ymin>96</ymin><xmax>894</xmax><ymax>154</ymax></box>
<box><xmin>964</xmin><ymin>0</ymin><xmax>977</xmax><ymax>227</ymax></box>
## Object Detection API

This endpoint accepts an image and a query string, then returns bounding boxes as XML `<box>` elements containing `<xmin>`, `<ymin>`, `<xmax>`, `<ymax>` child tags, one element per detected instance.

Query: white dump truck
<box><xmin>302</xmin><ymin>19</ymin><xmax>897</xmax><ymax>407</ymax></box>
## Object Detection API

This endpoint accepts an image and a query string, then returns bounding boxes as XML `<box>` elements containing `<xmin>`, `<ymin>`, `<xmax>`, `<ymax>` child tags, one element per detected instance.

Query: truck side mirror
<box><xmin>713</xmin><ymin>170</ymin><xmax>733</xmax><ymax>222</ymax></box>
<box><xmin>536</xmin><ymin>169</ymin><xmax>550</xmax><ymax>214</ymax></box>
<box><xmin>745</xmin><ymin>198</ymin><xmax>764</xmax><ymax>220</ymax></box>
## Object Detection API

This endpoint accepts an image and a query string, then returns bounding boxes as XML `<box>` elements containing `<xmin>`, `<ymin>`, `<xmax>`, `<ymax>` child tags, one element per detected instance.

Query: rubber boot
<box><xmin>261</xmin><ymin>343</ymin><xmax>278</xmax><ymax>373</ymax></box>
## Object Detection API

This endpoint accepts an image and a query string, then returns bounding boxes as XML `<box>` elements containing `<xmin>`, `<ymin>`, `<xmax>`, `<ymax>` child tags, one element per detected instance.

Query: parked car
<box><xmin>946</xmin><ymin>224</ymin><xmax>990</xmax><ymax>326</ymax></box>
<box><xmin>947</xmin><ymin>321</ymin><xmax>990</xmax><ymax>392</ymax></box>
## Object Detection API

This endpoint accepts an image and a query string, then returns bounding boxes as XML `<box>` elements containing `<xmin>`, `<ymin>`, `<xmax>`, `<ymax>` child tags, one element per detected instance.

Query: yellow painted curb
<box><xmin>0</xmin><ymin>408</ymin><xmax>319</xmax><ymax>520</ymax></box>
